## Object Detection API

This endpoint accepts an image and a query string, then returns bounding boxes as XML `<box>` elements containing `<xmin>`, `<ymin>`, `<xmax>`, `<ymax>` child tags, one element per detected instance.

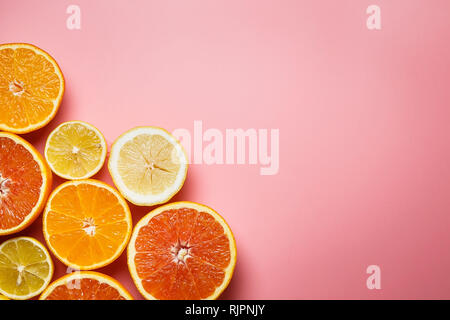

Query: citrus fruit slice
<box><xmin>0</xmin><ymin>237</ymin><xmax>54</xmax><ymax>300</ymax></box>
<box><xmin>0</xmin><ymin>132</ymin><xmax>52</xmax><ymax>235</ymax></box>
<box><xmin>108</xmin><ymin>127</ymin><xmax>188</xmax><ymax>206</ymax></box>
<box><xmin>0</xmin><ymin>295</ymin><xmax>9</xmax><ymax>300</ymax></box>
<box><xmin>43</xmin><ymin>179</ymin><xmax>132</xmax><ymax>270</ymax></box>
<box><xmin>128</xmin><ymin>201</ymin><xmax>237</xmax><ymax>300</ymax></box>
<box><xmin>45</xmin><ymin>121</ymin><xmax>107</xmax><ymax>180</ymax></box>
<box><xmin>0</xmin><ymin>43</ymin><xmax>64</xmax><ymax>134</ymax></box>
<box><xmin>40</xmin><ymin>271</ymin><xmax>133</xmax><ymax>300</ymax></box>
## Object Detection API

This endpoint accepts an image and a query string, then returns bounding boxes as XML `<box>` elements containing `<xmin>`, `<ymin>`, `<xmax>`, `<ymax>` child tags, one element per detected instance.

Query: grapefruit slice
<box><xmin>40</xmin><ymin>271</ymin><xmax>133</xmax><ymax>300</ymax></box>
<box><xmin>43</xmin><ymin>179</ymin><xmax>132</xmax><ymax>270</ymax></box>
<box><xmin>0</xmin><ymin>43</ymin><xmax>64</xmax><ymax>133</ymax></box>
<box><xmin>45</xmin><ymin>121</ymin><xmax>107</xmax><ymax>180</ymax></box>
<box><xmin>0</xmin><ymin>132</ymin><xmax>52</xmax><ymax>235</ymax></box>
<box><xmin>127</xmin><ymin>201</ymin><xmax>237</xmax><ymax>300</ymax></box>
<box><xmin>108</xmin><ymin>127</ymin><xmax>188</xmax><ymax>206</ymax></box>
<box><xmin>0</xmin><ymin>237</ymin><xmax>54</xmax><ymax>300</ymax></box>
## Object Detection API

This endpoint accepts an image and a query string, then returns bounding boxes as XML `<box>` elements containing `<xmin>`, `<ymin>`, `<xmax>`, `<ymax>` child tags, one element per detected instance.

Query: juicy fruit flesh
<box><xmin>45</xmin><ymin>183</ymin><xmax>130</xmax><ymax>268</ymax></box>
<box><xmin>44</xmin><ymin>277</ymin><xmax>127</xmax><ymax>300</ymax></box>
<box><xmin>0</xmin><ymin>137</ymin><xmax>43</xmax><ymax>230</ymax></box>
<box><xmin>117</xmin><ymin>134</ymin><xmax>180</xmax><ymax>195</ymax></box>
<box><xmin>46</xmin><ymin>123</ymin><xmax>104</xmax><ymax>178</ymax></box>
<box><xmin>0</xmin><ymin>47</ymin><xmax>61</xmax><ymax>130</ymax></box>
<box><xmin>134</xmin><ymin>208</ymin><xmax>232</xmax><ymax>299</ymax></box>
<box><xmin>0</xmin><ymin>239</ymin><xmax>51</xmax><ymax>297</ymax></box>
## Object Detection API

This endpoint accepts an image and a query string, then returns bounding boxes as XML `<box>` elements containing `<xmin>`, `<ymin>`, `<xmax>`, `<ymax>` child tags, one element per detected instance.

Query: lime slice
<box><xmin>0</xmin><ymin>237</ymin><xmax>54</xmax><ymax>300</ymax></box>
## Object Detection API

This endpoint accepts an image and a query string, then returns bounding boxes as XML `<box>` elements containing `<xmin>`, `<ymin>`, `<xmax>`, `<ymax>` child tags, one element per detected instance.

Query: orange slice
<box><xmin>40</xmin><ymin>271</ymin><xmax>133</xmax><ymax>300</ymax></box>
<box><xmin>127</xmin><ymin>201</ymin><xmax>237</xmax><ymax>300</ymax></box>
<box><xmin>0</xmin><ymin>132</ymin><xmax>52</xmax><ymax>235</ymax></box>
<box><xmin>0</xmin><ymin>43</ymin><xmax>64</xmax><ymax>134</ymax></box>
<box><xmin>43</xmin><ymin>179</ymin><xmax>132</xmax><ymax>270</ymax></box>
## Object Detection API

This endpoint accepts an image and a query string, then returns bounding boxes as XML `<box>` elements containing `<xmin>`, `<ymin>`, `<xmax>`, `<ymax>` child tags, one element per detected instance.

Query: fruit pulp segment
<box><xmin>134</xmin><ymin>208</ymin><xmax>231</xmax><ymax>299</ymax></box>
<box><xmin>46</xmin><ymin>183</ymin><xmax>129</xmax><ymax>267</ymax></box>
<box><xmin>46</xmin><ymin>123</ymin><xmax>104</xmax><ymax>178</ymax></box>
<box><xmin>0</xmin><ymin>137</ymin><xmax>42</xmax><ymax>230</ymax></box>
<box><xmin>117</xmin><ymin>134</ymin><xmax>180</xmax><ymax>195</ymax></box>
<box><xmin>0</xmin><ymin>47</ymin><xmax>60</xmax><ymax>129</ymax></box>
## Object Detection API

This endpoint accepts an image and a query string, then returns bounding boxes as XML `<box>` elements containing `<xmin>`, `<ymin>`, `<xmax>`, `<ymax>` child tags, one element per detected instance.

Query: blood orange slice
<box><xmin>127</xmin><ymin>201</ymin><xmax>237</xmax><ymax>300</ymax></box>
<box><xmin>0</xmin><ymin>132</ymin><xmax>52</xmax><ymax>235</ymax></box>
<box><xmin>40</xmin><ymin>271</ymin><xmax>133</xmax><ymax>300</ymax></box>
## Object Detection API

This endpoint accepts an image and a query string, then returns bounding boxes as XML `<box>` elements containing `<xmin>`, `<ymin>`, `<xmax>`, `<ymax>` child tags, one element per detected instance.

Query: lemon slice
<box><xmin>0</xmin><ymin>295</ymin><xmax>9</xmax><ymax>300</ymax></box>
<box><xmin>0</xmin><ymin>237</ymin><xmax>54</xmax><ymax>300</ymax></box>
<box><xmin>108</xmin><ymin>127</ymin><xmax>188</xmax><ymax>206</ymax></box>
<box><xmin>45</xmin><ymin>121</ymin><xmax>107</xmax><ymax>180</ymax></box>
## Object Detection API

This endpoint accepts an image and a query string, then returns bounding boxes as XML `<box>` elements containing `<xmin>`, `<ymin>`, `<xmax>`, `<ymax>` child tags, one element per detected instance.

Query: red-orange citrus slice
<box><xmin>40</xmin><ymin>271</ymin><xmax>133</xmax><ymax>300</ymax></box>
<box><xmin>127</xmin><ymin>201</ymin><xmax>237</xmax><ymax>300</ymax></box>
<box><xmin>0</xmin><ymin>132</ymin><xmax>52</xmax><ymax>235</ymax></box>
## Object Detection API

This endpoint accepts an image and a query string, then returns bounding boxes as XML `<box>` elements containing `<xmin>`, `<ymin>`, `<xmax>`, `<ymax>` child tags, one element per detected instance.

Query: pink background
<box><xmin>2</xmin><ymin>0</ymin><xmax>450</xmax><ymax>299</ymax></box>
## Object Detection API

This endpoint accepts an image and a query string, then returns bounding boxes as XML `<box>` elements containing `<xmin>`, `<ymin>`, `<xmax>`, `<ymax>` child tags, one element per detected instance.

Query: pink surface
<box><xmin>2</xmin><ymin>0</ymin><xmax>450</xmax><ymax>299</ymax></box>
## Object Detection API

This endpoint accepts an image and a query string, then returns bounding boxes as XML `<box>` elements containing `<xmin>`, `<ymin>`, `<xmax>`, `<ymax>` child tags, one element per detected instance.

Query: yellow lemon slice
<box><xmin>45</xmin><ymin>121</ymin><xmax>107</xmax><ymax>180</ymax></box>
<box><xmin>108</xmin><ymin>127</ymin><xmax>188</xmax><ymax>206</ymax></box>
<box><xmin>0</xmin><ymin>237</ymin><xmax>54</xmax><ymax>300</ymax></box>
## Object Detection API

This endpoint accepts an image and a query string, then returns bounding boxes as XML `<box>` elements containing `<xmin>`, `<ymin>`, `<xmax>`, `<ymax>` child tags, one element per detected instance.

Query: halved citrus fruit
<box><xmin>0</xmin><ymin>43</ymin><xmax>64</xmax><ymax>134</ymax></box>
<box><xmin>128</xmin><ymin>201</ymin><xmax>237</xmax><ymax>300</ymax></box>
<box><xmin>40</xmin><ymin>271</ymin><xmax>133</xmax><ymax>300</ymax></box>
<box><xmin>45</xmin><ymin>121</ymin><xmax>107</xmax><ymax>180</ymax></box>
<box><xmin>108</xmin><ymin>127</ymin><xmax>188</xmax><ymax>206</ymax></box>
<box><xmin>43</xmin><ymin>179</ymin><xmax>132</xmax><ymax>270</ymax></box>
<box><xmin>0</xmin><ymin>237</ymin><xmax>54</xmax><ymax>300</ymax></box>
<box><xmin>0</xmin><ymin>295</ymin><xmax>8</xmax><ymax>300</ymax></box>
<box><xmin>0</xmin><ymin>132</ymin><xmax>52</xmax><ymax>235</ymax></box>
